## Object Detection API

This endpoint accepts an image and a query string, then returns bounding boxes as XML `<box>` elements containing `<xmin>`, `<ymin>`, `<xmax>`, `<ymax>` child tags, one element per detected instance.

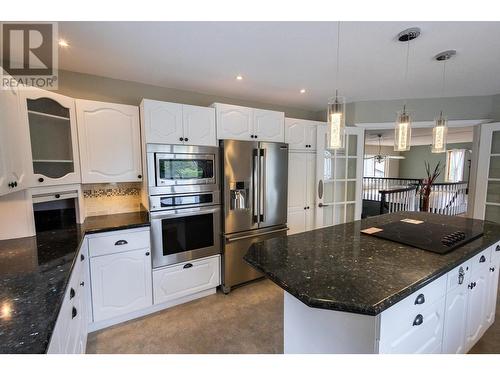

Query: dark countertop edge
<box><xmin>42</xmin><ymin>215</ymin><xmax>151</xmax><ymax>353</ymax></box>
<box><xmin>244</xmin><ymin>231</ymin><xmax>500</xmax><ymax>317</ymax></box>
<box><xmin>83</xmin><ymin>221</ymin><xmax>150</xmax><ymax>235</ymax></box>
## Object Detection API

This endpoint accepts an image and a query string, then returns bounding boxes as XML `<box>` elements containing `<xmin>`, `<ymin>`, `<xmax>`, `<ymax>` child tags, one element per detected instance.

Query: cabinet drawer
<box><xmin>447</xmin><ymin>259</ymin><xmax>472</xmax><ymax>292</ymax></box>
<box><xmin>88</xmin><ymin>229</ymin><xmax>150</xmax><ymax>257</ymax></box>
<box><xmin>470</xmin><ymin>247</ymin><xmax>491</xmax><ymax>272</ymax></box>
<box><xmin>379</xmin><ymin>298</ymin><xmax>446</xmax><ymax>354</ymax></box>
<box><xmin>380</xmin><ymin>274</ymin><xmax>447</xmax><ymax>335</ymax></box>
<box><xmin>492</xmin><ymin>241</ymin><xmax>500</xmax><ymax>263</ymax></box>
<box><xmin>153</xmin><ymin>255</ymin><xmax>220</xmax><ymax>305</ymax></box>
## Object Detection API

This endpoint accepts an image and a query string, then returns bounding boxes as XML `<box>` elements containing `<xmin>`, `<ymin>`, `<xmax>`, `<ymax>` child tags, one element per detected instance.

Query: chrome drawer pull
<box><xmin>114</xmin><ymin>240</ymin><xmax>128</xmax><ymax>246</ymax></box>
<box><xmin>414</xmin><ymin>294</ymin><xmax>425</xmax><ymax>305</ymax></box>
<box><xmin>413</xmin><ymin>314</ymin><xmax>424</xmax><ymax>326</ymax></box>
<box><xmin>458</xmin><ymin>266</ymin><xmax>465</xmax><ymax>285</ymax></box>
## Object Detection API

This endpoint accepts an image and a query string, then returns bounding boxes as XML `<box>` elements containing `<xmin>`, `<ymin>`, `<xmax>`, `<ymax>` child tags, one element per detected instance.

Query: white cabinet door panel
<box><xmin>77</xmin><ymin>100</ymin><xmax>142</xmax><ymax>183</ymax></box>
<box><xmin>285</xmin><ymin>118</ymin><xmax>307</xmax><ymax>150</ymax></box>
<box><xmin>253</xmin><ymin>109</ymin><xmax>284</xmax><ymax>142</ymax></box>
<box><xmin>90</xmin><ymin>248</ymin><xmax>152</xmax><ymax>322</ymax></box>
<box><xmin>485</xmin><ymin>258</ymin><xmax>500</xmax><ymax>328</ymax></box>
<box><xmin>182</xmin><ymin>104</ymin><xmax>216</xmax><ymax>146</ymax></box>
<box><xmin>285</xmin><ymin>118</ymin><xmax>319</xmax><ymax>150</ymax></box>
<box><xmin>379</xmin><ymin>298</ymin><xmax>445</xmax><ymax>354</ymax></box>
<box><xmin>215</xmin><ymin>103</ymin><xmax>253</xmax><ymax>140</ymax></box>
<box><xmin>153</xmin><ymin>256</ymin><xmax>220</xmax><ymax>305</ymax></box>
<box><xmin>142</xmin><ymin>99</ymin><xmax>183</xmax><ymax>144</ymax></box>
<box><xmin>465</xmin><ymin>268</ymin><xmax>488</xmax><ymax>351</ymax></box>
<box><xmin>442</xmin><ymin>283</ymin><xmax>468</xmax><ymax>353</ymax></box>
<box><xmin>287</xmin><ymin>153</ymin><xmax>307</xmax><ymax>234</ymax></box>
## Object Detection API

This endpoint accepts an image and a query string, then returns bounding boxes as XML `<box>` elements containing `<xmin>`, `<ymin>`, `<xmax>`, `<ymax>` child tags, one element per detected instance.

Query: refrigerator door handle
<box><xmin>225</xmin><ymin>227</ymin><xmax>289</xmax><ymax>243</ymax></box>
<box><xmin>259</xmin><ymin>148</ymin><xmax>266</xmax><ymax>222</ymax></box>
<box><xmin>252</xmin><ymin>149</ymin><xmax>259</xmax><ymax>223</ymax></box>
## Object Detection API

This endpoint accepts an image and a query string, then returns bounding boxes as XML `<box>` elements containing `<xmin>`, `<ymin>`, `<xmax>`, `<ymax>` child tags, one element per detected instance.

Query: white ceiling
<box><xmin>365</xmin><ymin>126</ymin><xmax>474</xmax><ymax>146</ymax></box>
<box><xmin>58</xmin><ymin>21</ymin><xmax>500</xmax><ymax>111</ymax></box>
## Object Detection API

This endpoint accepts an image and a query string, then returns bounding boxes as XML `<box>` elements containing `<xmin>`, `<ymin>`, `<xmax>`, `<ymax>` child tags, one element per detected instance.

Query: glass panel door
<box><xmin>485</xmin><ymin>127</ymin><xmax>500</xmax><ymax>223</ymax></box>
<box><xmin>27</xmin><ymin>98</ymin><xmax>75</xmax><ymax>178</ymax></box>
<box><xmin>474</xmin><ymin>123</ymin><xmax>500</xmax><ymax>223</ymax></box>
<box><xmin>316</xmin><ymin>125</ymin><xmax>364</xmax><ymax>227</ymax></box>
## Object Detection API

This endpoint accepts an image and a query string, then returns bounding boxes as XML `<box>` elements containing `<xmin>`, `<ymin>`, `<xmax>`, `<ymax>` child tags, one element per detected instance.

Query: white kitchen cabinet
<box><xmin>19</xmin><ymin>88</ymin><xmax>81</xmax><ymax>187</ymax></box>
<box><xmin>47</xmin><ymin>243</ymin><xmax>88</xmax><ymax>354</ymax></box>
<box><xmin>285</xmin><ymin>118</ymin><xmax>319</xmax><ymax>150</ymax></box>
<box><xmin>465</xmin><ymin>266</ymin><xmax>488</xmax><ymax>351</ymax></box>
<box><xmin>287</xmin><ymin>152</ymin><xmax>315</xmax><ymax>235</ymax></box>
<box><xmin>76</xmin><ymin>99</ymin><xmax>142</xmax><ymax>183</ymax></box>
<box><xmin>0</xmin><ymin>81</ymin><xmax>31</xmax><ymax>196</ymax></box>
<box><xmin>153</xmin><ymin>255</ymin><xmax>220</xmax><ymax>305</ymax></box>
<box><xmin>90</xmin><ymin>247</ymin><xmax>152</xmax><ymax>322</ymax></box>
<box><xmin>485</xmin><ymin>258</ymin><xmax>500</xmax><ymax>328</ymax></box>
<box><xmin>141</xmin><ymin>99</ymin><xmax>216</xmax><ymax>146</ymax></box>
<box><xmin>442</xmin><ymin>261</ymin><xmax>471</xmax><ymax>354</ymax></box>
<box><xmin>253</xmin><ymin>108</ymin><xmax>285</xmax><ymax>142</ymax></box>
<box><xmin>141</xmin><ymin>99</ymin><xmax>183</xmax><ymax>144</ymax></box>
<box><xmin>182</xmin><ymin>104</ymin><xmax>217</xmax><ymax>146</ymax></box>
<box><xmin>213</xmin><ymin>103</ymin><xmax>284</xmax><ymax>142</ymax></box>
<box><xmin>379</xmin><ymin>299</ymin><xmax>446</xmax><ymax>354</ymax></box>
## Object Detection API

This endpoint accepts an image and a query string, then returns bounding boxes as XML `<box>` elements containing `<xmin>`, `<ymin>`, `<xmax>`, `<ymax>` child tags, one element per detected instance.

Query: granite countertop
<box><xmin>244</xmin><ymin>212</ymin><xmax>500</xmax><ymax>316</ymax></box>
<box><xmin>0</xmin><ymin>210</ymin><xmax>150</xmax><ymax>354</ymax></box>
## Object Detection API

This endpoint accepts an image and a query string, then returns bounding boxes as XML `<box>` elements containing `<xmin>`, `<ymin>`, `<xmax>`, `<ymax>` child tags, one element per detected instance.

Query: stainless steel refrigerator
<box><xmin>220</xmin><ymin>140</ymin><xmax>288</xmax><ymax>293</ymax></box>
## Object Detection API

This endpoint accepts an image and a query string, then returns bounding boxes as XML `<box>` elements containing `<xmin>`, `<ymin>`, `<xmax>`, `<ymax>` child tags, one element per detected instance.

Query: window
<box><xmin>446</xmin><ymin>149</ymin><xmax>466</xmax><ymax>182</ymax></box>
<box><xmin>364</xmin><ymin>156</ymin><xmax>387</xmax><ymax>177</ymax></box>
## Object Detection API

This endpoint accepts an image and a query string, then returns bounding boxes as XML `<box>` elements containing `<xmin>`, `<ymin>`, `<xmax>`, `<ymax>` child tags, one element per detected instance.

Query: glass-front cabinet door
<box><xmin>20</xmin><ymin>89</ymin><xmax>81</xmax><ymax>186</ymax></box>
<box><xmin>315</xmin><ymin>125</ymin><xmax>364</xmax><ymax>227</ymax></box>
<box><xmin>474</xmin><ymin>122</ymin><xmax>500</xmax><ymax>223</ymax></box>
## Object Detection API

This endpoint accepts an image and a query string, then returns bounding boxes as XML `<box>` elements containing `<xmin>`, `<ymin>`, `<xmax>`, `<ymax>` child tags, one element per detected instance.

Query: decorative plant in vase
<box><xmin>420</xmin><ymin>161</ymin><xmax>442</xmax><ymax>212</ymax></box>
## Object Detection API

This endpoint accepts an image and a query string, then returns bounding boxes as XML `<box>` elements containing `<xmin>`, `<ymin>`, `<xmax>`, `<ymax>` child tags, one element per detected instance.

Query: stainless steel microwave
<box><xmin>147</xmin><ymin>144</ymin><xmax>219</xmax><ymax>195</ymax></box>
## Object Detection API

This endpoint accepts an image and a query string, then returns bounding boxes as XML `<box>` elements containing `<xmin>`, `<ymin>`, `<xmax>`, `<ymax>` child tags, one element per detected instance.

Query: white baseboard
<box><xmin>88</xmin><ymin>287</ymin><xmax>217</xmax><ymax>333</ymax></box>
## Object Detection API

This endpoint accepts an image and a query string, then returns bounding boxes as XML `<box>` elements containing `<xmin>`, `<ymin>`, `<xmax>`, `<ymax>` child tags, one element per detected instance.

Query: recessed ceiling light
<box><xmin>300</xmin><ymin>89</ymin><xmax>306</xmax><ymax>94</ymax></box>
<box><xmin>58</xmin><ymin>39</ymin><xmax>69</xmax><ymax>48</ymax></box>
<box><xmin>236</xmin><ymin>74</ymin><xmax>243</xmax><ymax>81</ymax></box>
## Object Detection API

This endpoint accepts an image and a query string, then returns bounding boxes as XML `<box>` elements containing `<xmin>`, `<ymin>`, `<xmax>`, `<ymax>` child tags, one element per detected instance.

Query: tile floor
<box><xmin>87</xmin><ymin>278</ymin><xmax>499</xmax><ymax>354</ymax></box>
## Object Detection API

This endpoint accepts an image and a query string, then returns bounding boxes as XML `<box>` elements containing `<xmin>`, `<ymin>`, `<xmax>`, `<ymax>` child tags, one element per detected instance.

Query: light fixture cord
<box><xmin>404</xmin><ymin>38</ymin><xmax>410</xmax><ymax>111</ymax></box>
<box><xmin>440</xmin><ymin>60</ymin><xmax>447</xmax><ymax>119</ymax></box>
<box><xmin>335</xmin><ymin>21</ymin><xmax>341</xmax><ymax>98</ymax></box>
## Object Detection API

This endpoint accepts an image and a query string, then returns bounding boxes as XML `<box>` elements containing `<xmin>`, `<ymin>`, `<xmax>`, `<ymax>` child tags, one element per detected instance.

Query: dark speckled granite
<box><xmin>244</xmin><ymin>212</ymin><xmax>500</xmax><ymax>316</ymax></box>
<box><xmin>0</xmin><ymin>210</ymin><xmax>150</xmax><ymax>354</ymax></box>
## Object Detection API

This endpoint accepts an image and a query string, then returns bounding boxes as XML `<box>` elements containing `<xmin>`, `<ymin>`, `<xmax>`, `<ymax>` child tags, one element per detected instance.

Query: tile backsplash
<box><xmin>83</xmin><ymin>183</ymin><xmax>143</xmax><ymax>216</ymax></box>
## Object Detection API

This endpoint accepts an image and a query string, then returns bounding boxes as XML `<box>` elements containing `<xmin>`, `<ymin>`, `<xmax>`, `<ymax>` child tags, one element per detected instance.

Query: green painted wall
<box><xmin>398</xmin><ymin>142</ymin><xmax>473</xmax><ymax>183</ymax></box>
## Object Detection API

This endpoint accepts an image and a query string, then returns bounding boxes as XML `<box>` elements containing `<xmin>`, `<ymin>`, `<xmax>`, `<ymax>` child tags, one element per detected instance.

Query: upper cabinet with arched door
<box><xmin>76</xmin><ymin>99</ymin><xmax>142</xmax><ymax>183</ymax></box>
<box><xmin>19</xmin><ymin>88</ymin><xmax>81</xmax><ymax>187</ymax></box>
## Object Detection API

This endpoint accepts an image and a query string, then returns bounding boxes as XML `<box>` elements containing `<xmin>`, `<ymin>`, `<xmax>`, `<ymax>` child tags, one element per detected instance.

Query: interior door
<box><xmin>258</xmin><ymin>142</ymin><xmax>288</xmax><ymax>228</ymax></box>
<box><xmin>473</xmin><ymin>122</ymin><xmax>500</xmax><ymax>223</ymax></box>
<box><xmin>315</xmin><ymin>125</ymin><xmax>364</xmax><ymax>227</ymax></box>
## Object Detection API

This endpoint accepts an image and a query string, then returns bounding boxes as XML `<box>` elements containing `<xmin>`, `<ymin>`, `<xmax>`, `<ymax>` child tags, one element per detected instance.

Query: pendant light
<box><xmin>328</xmin><ymin>22</ymin><xmax>346</xmax><ymax>149</ymax></box>
<box><xmin>394</xmin><ymin>27</ymin><xmax>420</xmax><ymax>152</ymax></box>
<box><xmin>432</xmin><ymin>50</ymin><xmax>456</xmax><ymax>153</ymax></box>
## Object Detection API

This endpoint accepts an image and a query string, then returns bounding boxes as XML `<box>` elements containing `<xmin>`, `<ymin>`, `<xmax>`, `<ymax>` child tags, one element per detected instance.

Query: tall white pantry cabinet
<box><xmin>285</xmin><ymin>118</ymin><xmax>319</xmax><ymax>235</ymax></box>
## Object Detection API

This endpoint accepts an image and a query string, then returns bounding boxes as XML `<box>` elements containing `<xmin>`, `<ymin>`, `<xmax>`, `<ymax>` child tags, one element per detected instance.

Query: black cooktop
<box><xmin>363</xmin><ymin>219</ymin><xmax>484</xmax><ymax>254</ymax></box>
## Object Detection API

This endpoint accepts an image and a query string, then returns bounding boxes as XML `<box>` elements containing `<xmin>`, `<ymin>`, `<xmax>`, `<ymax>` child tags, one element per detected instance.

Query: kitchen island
<box><xmin>244</xmin><ymin>212</ymin><xmax>500</xmax><ymax>353</ymax></box>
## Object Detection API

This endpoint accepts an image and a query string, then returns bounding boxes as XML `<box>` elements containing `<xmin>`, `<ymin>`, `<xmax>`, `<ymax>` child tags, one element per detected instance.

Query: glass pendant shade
<box><xmin>327</xmin><ymin>96</ymin><xmax>346</xmax><ymax>149</ymax></box>
<box><xmin>394</xmin><ymin>110</ymin><xmax>412</xmax><ymax>152</ymax></box>
<box><xmin>431</xmin><ymin>114</ymin><xmax>448</xmax><ymax>153</ymax></box>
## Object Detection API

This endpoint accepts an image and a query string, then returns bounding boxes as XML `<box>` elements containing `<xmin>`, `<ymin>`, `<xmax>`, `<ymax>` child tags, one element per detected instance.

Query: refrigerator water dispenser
<box><xmin>230</xmin><ymin>181</ymin><xmax>249</xmax><ymax>210</ymax></box>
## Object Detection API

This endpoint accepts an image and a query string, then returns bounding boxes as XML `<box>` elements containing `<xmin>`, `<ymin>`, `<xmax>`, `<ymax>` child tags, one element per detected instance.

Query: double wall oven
<box><xmin>147</xmin><ymin>144</ymin><xmax>221</xmax><ymax>269</ymax></box>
